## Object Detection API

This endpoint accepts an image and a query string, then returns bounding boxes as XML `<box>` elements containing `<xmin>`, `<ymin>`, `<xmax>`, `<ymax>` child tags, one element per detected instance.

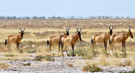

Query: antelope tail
<box><xmin>47</xmin><ymin>39</ymin><xmax>50</xmax><ymax>45</ymax></box>
<box><xmin>61</xmin><ymin>38</ymin><xmax>64</xmax><ymax>48</ymax></box>
<box><xmin>4</xmin><ymin>39</ymin><xmax>7</xmax><ymax>45</ymax></box>
<box><xmin>91</xmin><ymin>38</ymin><xmax>94</xmax><ymax>44</ymax></box>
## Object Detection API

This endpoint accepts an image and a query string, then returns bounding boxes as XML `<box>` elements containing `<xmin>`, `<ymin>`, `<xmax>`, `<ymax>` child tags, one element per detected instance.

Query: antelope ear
<box><xmin>68</xmin><ymin>28</ymin><xmax>70</xmax><ymax>31</ymax></box>
<box><xmin>18</xmin><ymin>32</ymin><xmax>21</xmax><ymax>34</ymax></box>
<box><xmin>23</xmin><ymin>28</ymin><xmax>25</xmax><ymax>31</ymax></box>
<box><xmin>128</xmin><ymin>25</ymin><xmax>131</xmax><ymax>30</ymax></box>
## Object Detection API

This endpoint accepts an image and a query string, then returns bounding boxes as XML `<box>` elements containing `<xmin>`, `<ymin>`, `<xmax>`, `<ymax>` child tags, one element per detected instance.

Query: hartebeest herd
<box><xmin>4</xmin><ymin>25</ymin><xmax>134</xmax><ymax>57</ymax></box>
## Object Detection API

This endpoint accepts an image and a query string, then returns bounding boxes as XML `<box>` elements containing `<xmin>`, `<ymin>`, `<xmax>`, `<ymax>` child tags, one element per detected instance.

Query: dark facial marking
<box><xmin>78</xmin><ymin>31</ymin><xmax>82</xmax><ymax>41</ymax></box>
<box><xmin>66</xmin><ymin>31</ymin><xmax>69</xmax><ymax>35</ymax></box>
<box><xmin>110</xmin><ymin>29</ymin><xmax>113</xmax><ymax>35</ymax></box>
<box><xmin>129</xmin><ymin>30</ymin><xmax>133</xmax><ymax>38</ymax></box>
<box><xmin>20</xmin><ymin>31</ymin><xmax>24</xmax><ymax>39</ymax></box>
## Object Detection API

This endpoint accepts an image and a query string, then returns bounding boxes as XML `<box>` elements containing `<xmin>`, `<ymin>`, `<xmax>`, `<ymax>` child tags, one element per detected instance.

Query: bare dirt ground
<box><xmin>0</xmin><ymin>56</ymin><xmax>83</xmax><ymax>73</ymax></box>
<box><xmin>0</xmin><ymin>53</ymin><xmax>134</xmax><ymax>73</ymax></box>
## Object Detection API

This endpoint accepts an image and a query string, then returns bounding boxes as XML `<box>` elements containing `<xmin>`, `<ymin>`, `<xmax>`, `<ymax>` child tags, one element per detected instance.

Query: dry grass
<box><xmin>82</xmin><ymin>64</ymin><xmax>102</xmax><ymax>72</ymax></box>
<box><xmin>0</xmin><ymin>19</ymin><xmax>135</xmax><ymax>67</ymax></box>
<box><xmin>0</xmin><ymin>62</ymin><xmax>9</xmax><ymax>69</ymax></box>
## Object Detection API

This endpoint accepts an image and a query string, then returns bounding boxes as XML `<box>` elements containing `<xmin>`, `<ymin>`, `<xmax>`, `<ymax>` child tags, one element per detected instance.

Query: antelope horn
<box><xmin>77</xmin><ymin>28</ymin><xmax>79</xmax><ymax>32</ymax></box>
<box><xmin>23</xmin><ymin>28</ymin><xmax>25</xmax><ymax>31</ymax></box>
<box><xmin>79</xmin><ymin>28</ymin><xmax>82</xmax><ymax>31</ymax></box>
<box><xmin>66</xmin><ymin>27</ymin><xmax>70</xmax><ymax>31</ymax></box>
<box><xmin>68</xmin><ymin>27</ymin><xmax>70</xmax><ymax>31</ymax></box>
<box><xmin>128</xmin><ymin>25</ymin><xmax>131</xmax><ymax>30</ymax></box>
<box><xmin>20</xmin><ymin>28</ymin><xmax>22</xmax><ymax>31</ymax></box>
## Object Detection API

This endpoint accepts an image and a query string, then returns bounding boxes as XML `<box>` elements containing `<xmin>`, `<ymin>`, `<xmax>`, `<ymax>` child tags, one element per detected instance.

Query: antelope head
<box><xmin>109</xmin><ymin>25</ymin><xmax>113</xmax><ymax>35</ymax></box>
<box><xmin>77</xmin><ymin>28</ymin><xmax>82</xmax><ymax>41</ymax></box>
<box><xmin>66</xmin><ymin>27</ymin><xmax>70</xmax><ymax>35</ymax></box>
<box><xmin>128</xmin><ymin>25</ymin><xmax>133</xmax><ymax>38</ymax></box>
<box><xmin>19</xmin><ymin>28</ymin><xmax>25</xmax><ymax>39</ymax></box>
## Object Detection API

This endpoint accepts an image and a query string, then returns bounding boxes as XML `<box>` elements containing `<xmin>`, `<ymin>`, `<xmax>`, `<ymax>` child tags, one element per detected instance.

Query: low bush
<box><xmin>34</xmin><ymin>55</ymin><xmax>55</xmax><ymax>61</ymax></box>
<box><xmin>82</xmin><ymin>64</ymin><xmax>102</xmax><ymax>72</ymax></box>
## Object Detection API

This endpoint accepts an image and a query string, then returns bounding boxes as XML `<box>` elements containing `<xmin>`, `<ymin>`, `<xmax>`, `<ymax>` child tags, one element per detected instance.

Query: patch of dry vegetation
<box><xmin>0</xmin><ymin>62</ymin><xmax>9</xmax><ymax>69</ymax></box>
<box><xmin>82</xmin><ymin>64</ymin><xmax>102</xmax><ymax>72</ymax></box>
<box><xmin>34</xmin><ymin>55</ymin><xmax>55</xmax><ymax>61</ymax></box>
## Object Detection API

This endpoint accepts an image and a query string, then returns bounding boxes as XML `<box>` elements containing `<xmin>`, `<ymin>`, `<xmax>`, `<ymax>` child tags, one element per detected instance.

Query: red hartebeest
<box><xmin>47</xmin><ymin>28</ymin><xmax>70</xmax><ymax>53</ymax></box>
<box><xmin>91</xmin><ymin>26</ymin><xmax>113</xmax><ymax>51</ymax></box>
<box><xmin>109</xmin><ymin>25</ymin><xmax>133</xmax><ymax>52</ymax></box>
<box><xmin>5</xmin><ymin>28</ymin><xmax>25</xmax><ymax>50</ymax></box>
<box><xmin>61</xmin><ymin>28</ymin><xmax>82</xmax><ymax>56</ymax></box>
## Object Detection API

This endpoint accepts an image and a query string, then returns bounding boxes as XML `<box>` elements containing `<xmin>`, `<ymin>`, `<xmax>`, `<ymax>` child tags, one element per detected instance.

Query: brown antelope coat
<box><xmin>61</xmin><ymin>28</ymin><xmax>82</xmax><ymax>56</ymax></box>
<box><xmin>109</xmin><ymin>25</ymin><xmax>133</xmax><ymax>52</ymax></box>
<box><xmin>91</xmin><ymin>26</ymin><xmax>113</xmax><ymax>51</ymax></box>
<box><xmin>5</xmin><ymin>28</ymin><xmax>25</xmax><ymax>50</ymax></box>
<box><xmin>47</xmin><ymin>28</ymin><xmax>70</xmax><ymax>53</ymax></box>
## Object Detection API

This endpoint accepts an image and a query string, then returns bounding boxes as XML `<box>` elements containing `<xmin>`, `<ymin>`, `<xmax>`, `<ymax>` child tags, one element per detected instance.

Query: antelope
<box><xmin>5</xmin><ymin>28</ymin><xmax>25</xmax><ymax>50</ymax></box>
<box><xmin>47</xmin><ymin>28</ymin><xmax>70</xmax><ymax>53</ymax></box>
<box><xmin>61</xmin><ymin>28</ymin><xmax>82</xmax><ymax>56</ymax></box>
<box><xmin>109</xmin><ymin>25</ymin><xmax>133</xmax><ymax>52</ymax></box>
<box><xmin>91</xmin><ymin>26</ymin><xmax>113</xmax><ymax>51</ymax></box>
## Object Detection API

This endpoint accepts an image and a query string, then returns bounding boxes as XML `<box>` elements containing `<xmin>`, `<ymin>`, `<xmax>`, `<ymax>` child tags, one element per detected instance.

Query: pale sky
<box><xmin>0</xmin><ymin>0</ymin><xmax>135</xmax><ymax>18</ymax></box>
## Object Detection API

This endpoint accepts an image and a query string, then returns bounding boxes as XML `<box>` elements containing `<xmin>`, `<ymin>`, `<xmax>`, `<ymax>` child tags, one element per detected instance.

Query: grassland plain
<box><xmin>0</xmin><ymin>19</ymin><xmax>135</xmax><ymax>72</ymax></box>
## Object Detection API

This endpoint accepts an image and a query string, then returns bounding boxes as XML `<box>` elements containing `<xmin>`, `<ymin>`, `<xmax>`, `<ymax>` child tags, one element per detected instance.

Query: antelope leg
<box><xmin>61</xmin><ymin>43</ymin><xmax>64</xmax><ymax>56</ymax></box>
<box><xmin>104</xmin><ymin>40</ymin><xmax>107</xmax><ymax>50</ymax></box>
<box><xmin>72</xmin><ymin>45</ymin><xmax>75</xmax><ymax>57</ymax></box>
<box><xmin>65</xmin><ymin>47</ymin><xmax>70</xmax><ymax>57</ymax></box>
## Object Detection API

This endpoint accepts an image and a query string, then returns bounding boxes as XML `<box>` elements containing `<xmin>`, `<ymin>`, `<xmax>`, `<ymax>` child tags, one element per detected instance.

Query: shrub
<box><xmin>73</xmin><ymin>47</ymin><xmax>93</xmax><ymax>59</ymax></box>
<box><xmin>120</xmin><ymin>52</ymin><xmax>127</xmax><ymax>58</ymax></box>
<box><xmin>34</xmin><ymin>56</ymin><xmax>55</xmax><ymax>61</ymax></box>
<box><xmin>113</xmin><ymin>52</ymin><xmax>119</xmax><ymax>58</ymax></box>
<box><xmin>5</xmin><ymin>54</ymin><xmax>16</xmax><ymax>57</ymax></box>
<box><xmin>22</xmin><ymin>63</ymin><xmax>31</xmax><ymax>66</ymax></box>
<box><xmin>82</xmin><ymin>64</ymin><xmax>102</xmax><ymax>72</ymax></box>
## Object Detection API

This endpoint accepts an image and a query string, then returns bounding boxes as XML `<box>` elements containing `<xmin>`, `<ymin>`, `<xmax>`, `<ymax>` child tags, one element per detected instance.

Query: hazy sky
<box><xmin>0</xmin><ymin>0</ymin><xmax>135</xmax><ymax>18</ymax></box>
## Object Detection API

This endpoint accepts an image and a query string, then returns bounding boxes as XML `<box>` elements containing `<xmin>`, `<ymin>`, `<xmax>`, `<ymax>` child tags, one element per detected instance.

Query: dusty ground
<box><xmin>0</xmin><ymin>53</ymin><xmax>134</xmax><ymax>73</ymax></box>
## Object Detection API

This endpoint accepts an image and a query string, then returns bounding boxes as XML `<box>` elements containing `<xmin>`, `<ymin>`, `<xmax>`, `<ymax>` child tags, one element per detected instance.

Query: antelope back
<box><xmin>50</xmin><ymin>35</ymin><xmax>61</xmax><ymax>45</ymax></box>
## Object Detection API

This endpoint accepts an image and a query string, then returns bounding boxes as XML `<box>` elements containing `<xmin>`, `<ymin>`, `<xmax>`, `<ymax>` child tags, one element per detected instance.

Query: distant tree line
<box><xmin>0</xmin><ymin>16</ymin><xmax>132</xmax><ymax>19</ymax></box>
